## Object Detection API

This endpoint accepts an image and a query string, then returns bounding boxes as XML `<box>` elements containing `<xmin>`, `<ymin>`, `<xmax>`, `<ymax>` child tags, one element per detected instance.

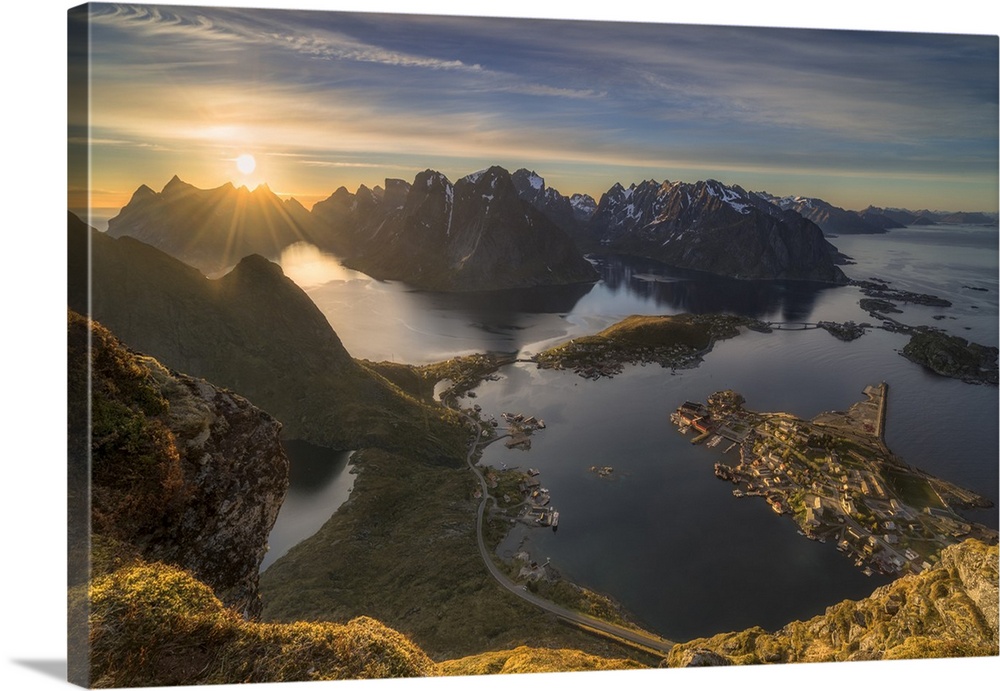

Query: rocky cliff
<box><xmin>511</xmin><ymin>168</ymin><xmax>584</xmax><ymax>235</ymax></box>
<box><xmin>668</xmin><ymin>539</ymin><xmax>998</xmax><ymax>666</ymax></box>
<box><xmin>69</xmin><ymin>311</ymin><xmax>646</xmax><ymax>686</ymax></box>
<box><xmin>69</xmin><ymin>310</ymin><xmax>288</xmax><ymax>617</ymax></box>
<box><xmin>335</xmin><ymin>166</ymin><xmax>598</xmax><ymax>291</ymax></box>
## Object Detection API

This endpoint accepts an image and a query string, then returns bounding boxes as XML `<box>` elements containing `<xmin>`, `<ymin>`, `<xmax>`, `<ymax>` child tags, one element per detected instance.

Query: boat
<box><xmin>551</xmin><ymin>511</ymin><xmax>559</xmax><ymax>531</ymax></box>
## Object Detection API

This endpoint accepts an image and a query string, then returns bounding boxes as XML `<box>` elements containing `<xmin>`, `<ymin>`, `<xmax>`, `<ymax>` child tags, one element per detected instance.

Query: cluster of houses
<box><xmin>517</xmin><ymin>469</ymin><xmax>559</xmax><ymax>529</ymax></box>
<box><xmin>671</xmin><ymin>394</ymin><xmax>980</xmax><ymax>577</ymax></box>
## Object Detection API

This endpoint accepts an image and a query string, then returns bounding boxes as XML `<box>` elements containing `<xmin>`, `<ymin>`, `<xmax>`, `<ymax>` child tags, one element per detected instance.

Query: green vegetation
<box><xmin>885</xmin><ymin>469</ymin><xmax>947</xmax><ymax>510</ymax></box>
<box><xmin>416</xmin><ymin>352</ymin><xmax>518</xmax><ymax>404</ymax></box>
<box><xmin>260</xmin><ymin>449</ymin><xmax>652</xmax><ymax>664</ymax></box>
<box><xmin>901</xmin><ymin>330</ymin><xmax>998</xmax><ymax>385</ymax></box>
<box><xmin>68</xmin><ymin>311</ymin><xmax>186</xmax><ymax>545</ymax></box>
<box><xmin>535</xmin><ymin>313</ymin><xmax>758</xmax><ymax>378</ymax></box>
<box><xmin>88</xmin><ymin>561</ymin><xmax>437</xmax><ymax>687</ymax></box>
<box><xmin>439</xmin><ymin>645</ymin><xmax>645</xmax><ymax>675</ymax></box>
<box><xmin>72</xmin><ymin>220</ymin><xmax>469</xmax><ymax>464</ymax></box>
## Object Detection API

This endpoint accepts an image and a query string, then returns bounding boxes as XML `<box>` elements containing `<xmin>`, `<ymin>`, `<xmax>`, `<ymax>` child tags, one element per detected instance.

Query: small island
<box><xmin>901</xmin><ymin>331</ymin><xmax>999</xmax><ymax>386</ymax></box>
<box><xmin>534</xmin><ymin>313</ymin><xmax>762</xmax><ymax>379</ymax></box>
<box><xmin>672</xmin><ymin>384</ymin><xmax>996</xmax><ymax>576</ymax></box>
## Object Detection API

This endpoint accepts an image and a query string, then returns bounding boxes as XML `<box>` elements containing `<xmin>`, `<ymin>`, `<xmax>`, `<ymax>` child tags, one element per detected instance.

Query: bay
<box><xmin>273</xmin><ymin>225</ymin><xmax>998</xmax><ymax>640</ymax></box>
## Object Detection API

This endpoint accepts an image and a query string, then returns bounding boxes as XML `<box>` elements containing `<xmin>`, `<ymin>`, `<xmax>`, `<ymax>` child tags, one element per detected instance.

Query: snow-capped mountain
<box><xmin>587</xmin><ymin>179</ymin><xmax>848</xmax><ymax>283</ymax></box>
<box><xmin>757</xmin><ymin>192</ymin><xmax>888</xmax><ymax>235</ymax></box>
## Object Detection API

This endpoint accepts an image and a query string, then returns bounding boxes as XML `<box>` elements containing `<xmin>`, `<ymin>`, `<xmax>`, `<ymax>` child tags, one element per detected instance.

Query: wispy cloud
<box><xmin>80</xmin><ymin>4</ymin><xmax>998</xmax><ymax>211</ymax></box>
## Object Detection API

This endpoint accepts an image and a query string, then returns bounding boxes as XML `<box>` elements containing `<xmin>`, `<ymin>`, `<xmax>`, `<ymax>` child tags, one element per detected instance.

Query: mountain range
<box><xmin>324</xmin><ymin>166</ymin><xmax>599</xmax><ymax>291</ymax></box>
<box><xmin>757</xmin><ymin>193</ymin><xmax>891</xmax><ymax>235</ymax></box>
<box><xmin>69</xmin><ymin>206</ymin><xmax>998</xmax><ymax>685</ymax></box>
<box><xmin>106</xmin><ymin>175</ymin><xmax>322</xmax><ymax>274</ymax></box>
<box><xmin>579</xmin><ymin>178</ymin><xmax>848</xmax><ymax>283</ymax></box>
<box><xmin>105</xmin><ymin>166</ymin><xmax>995</xmax><ymax>290</ymax></box>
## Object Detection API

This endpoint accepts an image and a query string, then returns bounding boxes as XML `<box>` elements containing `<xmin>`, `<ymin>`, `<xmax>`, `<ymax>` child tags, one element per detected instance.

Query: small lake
<box><xmin>261</xmin><ymin>441</ymin><xmax>355</xmax><ymax>572</ymax></box>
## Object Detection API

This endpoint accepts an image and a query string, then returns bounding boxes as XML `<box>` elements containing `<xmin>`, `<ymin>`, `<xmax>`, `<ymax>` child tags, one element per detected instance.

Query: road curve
<box><xmin>459</xmin><ymin>409</ymin><xmax>674</xmax><ymax>656</ymax></box>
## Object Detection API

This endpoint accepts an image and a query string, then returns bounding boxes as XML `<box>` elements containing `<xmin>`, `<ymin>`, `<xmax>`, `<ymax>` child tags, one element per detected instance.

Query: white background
<box><xmin>1</xmin><ymin>1</ymin><xmax>997</xmax><ymax>690</ymax></box>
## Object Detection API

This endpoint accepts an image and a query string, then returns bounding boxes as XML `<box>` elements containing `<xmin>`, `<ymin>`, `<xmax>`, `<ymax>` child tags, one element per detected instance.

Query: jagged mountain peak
<box><xmin>107</xmin><ymin>176</ymin><xmax>324</xmax><ymax>274</ymax></box>
<box><xmin>227</xmin><ymin>252</ymin><xmax>285</xmax><ymax>278</ymax></box>
<box><xmin>587</xmin><ymin>175</ymin><xmax>847</xmax><ymax>282</ymax></box>
<box><xmin>415</xmin><ymin>169</ymin><xmax>453</xmax><ymax>190</ymax></box>
<box><xmin>162</xmin><ymin>174</ymin><xmax>191</xmax><ymax>193</ymax></box>
<box><xmin>512</xmin><ymin>168</ymin><xmax>545</xmax><ymax>192</ymax></box>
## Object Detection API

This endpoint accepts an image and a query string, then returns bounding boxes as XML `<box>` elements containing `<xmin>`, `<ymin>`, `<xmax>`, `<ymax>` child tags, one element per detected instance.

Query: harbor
<box><xmin>671</xmin><ymin>384</ymin><xmax>997</xmax><ymax>577</ymax></box>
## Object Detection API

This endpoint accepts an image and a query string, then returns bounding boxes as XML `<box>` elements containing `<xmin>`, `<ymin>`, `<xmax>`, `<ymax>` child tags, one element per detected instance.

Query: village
<box><xmin>671</xmin><ymin>385</ymin><xmax>997</xmax><ymax>576</ymax></box>
<box><xmin>469</xmin><ymin>408</ymin><xmax>561</xmax><ymax>530</ymax></box>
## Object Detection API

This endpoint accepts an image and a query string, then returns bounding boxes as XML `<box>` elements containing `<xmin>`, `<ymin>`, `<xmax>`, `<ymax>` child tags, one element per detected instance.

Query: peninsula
<box><xmin>671</xmin><ymin>385</ymin><xmax>996</xmax><ymax>576</ymax></box>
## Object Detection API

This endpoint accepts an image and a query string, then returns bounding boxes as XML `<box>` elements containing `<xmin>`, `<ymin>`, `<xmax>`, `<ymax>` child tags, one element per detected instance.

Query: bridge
<box><xmin>765</xmin><ymin>321</ymin><xmax>823</xmax><ymax>331</ymax></box>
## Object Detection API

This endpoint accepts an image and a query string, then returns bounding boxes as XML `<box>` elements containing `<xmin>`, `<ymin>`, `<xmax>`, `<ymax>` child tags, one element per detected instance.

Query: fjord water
<box><xmin>275</xmin><ymin>225</ymin><xmax>998</xmax><ymax>641</ymax></box>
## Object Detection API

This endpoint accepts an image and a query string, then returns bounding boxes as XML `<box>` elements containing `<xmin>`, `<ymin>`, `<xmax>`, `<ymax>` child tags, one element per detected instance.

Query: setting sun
<box><xmin>235</xmin><ymin>154</ymin><xmax>256</xmax><ymax>175</ymax></box>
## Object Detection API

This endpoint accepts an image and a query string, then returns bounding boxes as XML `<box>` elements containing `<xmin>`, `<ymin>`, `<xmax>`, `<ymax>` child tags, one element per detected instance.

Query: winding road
<box><xmin>459</xmin><ymin>409</ymin><xmax>675</xmax><ymax>657</ymax></box>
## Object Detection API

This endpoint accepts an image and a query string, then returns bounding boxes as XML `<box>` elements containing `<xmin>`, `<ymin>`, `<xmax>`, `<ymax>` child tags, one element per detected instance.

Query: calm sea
<box><xmin>268</xmin><ymin>225</ymin><xmax>998</xmax><ymax>641</ymax></box>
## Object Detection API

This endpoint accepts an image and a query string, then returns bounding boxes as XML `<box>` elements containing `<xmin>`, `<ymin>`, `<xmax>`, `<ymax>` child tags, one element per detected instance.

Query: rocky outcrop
<box><xmin>107</xmin><ymin>176</ymin><xmax>325</xmax><ymax>274</ymax></box>
<box><xmin>438</xmin><ymin>645</ymin><xmax>644</xmax><ymax>675</ymax></box>
<box><xmin>588</xmin><ymin>179</ymin><xmax>848</xmax><ymax>283</ymax></box>
<box><xmin>69</xmin><ymin>310</ymin><xmax>288</xmax><ymax>617</ymax></box>
<box><xmin>87</xmin><ymin>563</ymin><xmax>436</xmax><ymax>687</ymax></box>
<box><xmin>511</xmin><ymin>168</ymin><xmax>583</xmax><ymax>235</ymax></box>
<box><xmin>666</xmin><ymin>539</ymin><xmax>999</xmax><ymax>666</ymax></box>
<box><xmin>139</xmin><ymin>356</ymin><xmax>288</xmax><ymax>617</ymax></box>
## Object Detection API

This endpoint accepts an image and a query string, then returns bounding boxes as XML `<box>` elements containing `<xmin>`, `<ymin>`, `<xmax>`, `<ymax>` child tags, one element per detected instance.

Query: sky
<box><xmin>69</xmin><ymin>1</ymin><xmax>999</xmax><ymax>221</ymax></box>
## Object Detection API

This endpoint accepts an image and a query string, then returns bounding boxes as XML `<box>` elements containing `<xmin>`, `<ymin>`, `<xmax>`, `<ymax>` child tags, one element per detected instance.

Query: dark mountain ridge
<box><xmin>860</xmin><ymin>206</ymin><xmax>998</xmax><ymax>227</ymax></box>
<box><xmin>107</xmin><ymin>176</ymin><xmax>327</xmax><ymax>274</ymax></box>
<box><xmin>587</xmin><ymin>179</ymin><xmax>848</xmax><ymax>283</ymax></box>
<box><xmin>331</xmin><ymin>166</ymin><xmax>599</xmax><ymax>291</ymax></box>
<box><xmin>757</xmin><ymin>192</ymin><xmax>888</xmax><ymax>235</ymax></box>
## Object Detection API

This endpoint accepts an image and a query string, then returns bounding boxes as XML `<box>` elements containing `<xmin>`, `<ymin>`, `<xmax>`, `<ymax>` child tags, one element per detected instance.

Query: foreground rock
<box><xmin>69</xmin><ymin>311</ymin><xmax>287</xmax><ymax>618</ymax></box>
<box><xmin>87</xmin><ymin>563</ymin><xmax>436</xmax><ymax>687</ymax></box>
<box><xmin>667</xmin><ymin>539</ymin><xmax>998</xmax><ymax>665</ymax></box>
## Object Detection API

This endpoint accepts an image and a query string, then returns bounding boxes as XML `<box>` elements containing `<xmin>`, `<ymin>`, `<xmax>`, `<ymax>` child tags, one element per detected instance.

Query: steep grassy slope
<box><xmin>259</xmin><ymin>448</ymin><xmax>656</xmax><ymax>664</ymax></box>
<box><xmin>87</xmin><ymin>561</ymin><xmax>436</xmax><ymax>687</ymax></box>
<box><xmin>69</xmin><ymin>213</ymin><xmax>467</xmax><ymax>463</ymax></box>
<box><xmin>69</xmin><ymin>314</ymin><xmax>655</xmax><ymax>685</ymax></box>
<box><xmin>439</xmin><ymin>645</ymin><xmax>644</xmax><ymax>675</ymax></box>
